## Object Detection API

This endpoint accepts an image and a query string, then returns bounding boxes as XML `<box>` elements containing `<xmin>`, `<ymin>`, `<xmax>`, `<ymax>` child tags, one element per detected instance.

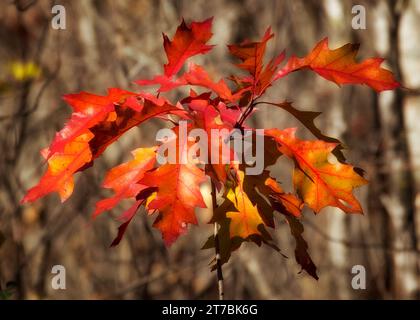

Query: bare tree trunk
<box><xmin>374</xmin><ymin>0</ymin><xmax>419</xmax><ymax>299</ymax></box>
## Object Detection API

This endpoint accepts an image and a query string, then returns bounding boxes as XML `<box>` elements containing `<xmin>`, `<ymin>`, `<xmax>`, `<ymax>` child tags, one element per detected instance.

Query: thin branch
<box><xmin>211</xmin><ymin>180</ymin><xmax>224</xmax><ymax>300</ymax></box>
<box><xmin>235</xmin><ymin>99</ymin><xmax>255</xmax><ymax>129</ymax></box>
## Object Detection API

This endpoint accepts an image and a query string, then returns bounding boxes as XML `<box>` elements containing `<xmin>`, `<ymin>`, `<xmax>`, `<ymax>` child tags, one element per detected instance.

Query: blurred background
<box><xmin>0</xmin><ymin>0</ymin><xmax>419</xmax><ymax>299</ymax></box>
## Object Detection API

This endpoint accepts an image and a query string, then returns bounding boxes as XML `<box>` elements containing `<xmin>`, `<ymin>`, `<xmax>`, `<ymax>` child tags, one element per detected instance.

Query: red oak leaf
<box><xmin>93</xmin><ymin>147</ymin><xmax>157</xmax><ymax>218</ymax></box>
<box><xmin>85</xmin><ymin>98</ymin><xmax>184</xmax><ymax>164</ymax></box>
<box><xmin>110</xmin><ymin>200</ymin><xmax>142</xmax><ymax>247</ymax></box>
<box><xmin>228</xmin><ymin>27</ymin><xmax>285</xmax><ymax>97</ymax></box>
<box><xmin>275</xmin><ymin>38</ymin><xmax>400</xmax><ymax>92</ymax></box>
<box><xmin>44</xmin><ymin>88</ymin><xmax>136</xmax><ymax>159</ymax></box>
<box><xmin>188</xmin><ymin>99</ymin><xmax>237</xmax><ymax>184</ymax></box>
<box><xmin>265</xmin><ymin>128</ymin><xmax>368</xmax><ymax>213</ymax></box>
<box><xmin>163</xmin><ymin>17</ymin><xmax>214</xmax><ymax>77</ymax></box>
<box><xmin>22</xmin><ymin>132</ymin><xmax>94</xmax><ymax>203</ymax></box>
<box><xmin>22</xmin><ymin>95</ymin><xmax>183</xmax><ymax>203</ymax></box>
<box><xmin>225</xmin><ymin>170</ymin><xmax>266</xmax><ymax>239</ymax></box>
<box><xmin>136</xmin><ymin>63</ymin><xmax>237</xmax><ymax>102</ymax></box>
<box><xmin>140</xmin><ymin>163</ymin><xmax>207</xmax><ymax>245</ymax></box>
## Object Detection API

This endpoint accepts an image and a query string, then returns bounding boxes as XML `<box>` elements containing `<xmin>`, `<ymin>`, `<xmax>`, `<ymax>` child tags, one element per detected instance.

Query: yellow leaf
<box><xmin>226</xmin><ymin>170</ymin><xmax>264</xmax><ymax>239</ymax></box>
<box><xmin>10</xmin><ymin>61</ymin><xmax>41</xmax><ymax>81</ymax></box>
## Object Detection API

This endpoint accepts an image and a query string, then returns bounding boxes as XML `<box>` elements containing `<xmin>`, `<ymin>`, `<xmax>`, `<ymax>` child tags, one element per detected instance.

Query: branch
<box><xmin>211</xmin><ymin>180</ymin><xmax>224</xmax><ymax>300</ymax></box>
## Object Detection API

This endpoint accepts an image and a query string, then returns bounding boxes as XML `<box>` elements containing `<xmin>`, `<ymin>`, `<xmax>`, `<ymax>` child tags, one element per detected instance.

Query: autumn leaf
<box><xmin>228</xmin><ymin>28</ymin><xmax>274</xmax><ymax>77</ymax></box>
<box><xmin>285</xmin><ymin>215</ymin><xmax>319</xmax><ymax>280</ymax></box>
<box><xmin>110</xmin><ymin>200</ymin><xmax>142</xmax><ymax>247</ymax></box>
<box><xmin>187</xmin><ymin>99</ymin><xmax>236</xmax><ymax>184</ymax></box>
<box><xmin>110</xmin><ymin>186</ymin><xmax>159</xmax><ymax>247</ymax></box>
<box><xmin>140</xmin><ymin>162</ymin><xmax>207</xmax><ymax>245</ymax></box>
<box><xmin>22</xmin><ymin>94</ymin><xmax>183</xmax><ymax>203</ymax></box>
<box><xmin>85</xmin><ymin>97</ymin><xmax>185</xmax><ymax>164</ymax></box>
<box><xmin>265</xmin><ymin>128</ymin><xmax>368</xmax><ymax>213</ymax></box>
<box><xmin>183</xmin><ymin>64</ymin><xmax>236</xmax><ymax>101</ymax></box>
<box><xmin>22</xmin><ymin>132</ymin><xmax>94</xmax><ymax>203</ymax></box>
<box><xmin>228</xmin><ymin>27</ymin><xmax>284</xmax><ymax>97</ymax></box>
<box><xmin>262</xmin><ymin>176</ymin><xmax>303</xmax><ymax>218</ymax></box>
<box><xmin>203</xmin><ymin>171</ymin><xmax>280</xmax><ymax>270</ymax></box>
<box><xmin>45</xmin><ymin>88</ymin><xmax>136</xmax><ymax>159</ymax></box>
<box><xmin>163</xmin><ymin>18</ymin><xmax>214</xmax><ymax>77</ymax></box>
<box><xmin>202</xmin><ymin>216</ymin><xmax>244</xmax><ymax>269</ymax></box>
<box><xmin>93</xmin><ymin>147</ymin><xmax>157</xmax><ymax>218</ymax></box>
<box><xmin>136</xmin><ymin>18</ymin><xmax>221</xmax><ymax>96</ymax></box>
<box><xmin>244</xmin><ymin>171</ymin><xmax>314</xmax><ymax>279</ymax></box>
<box><xmin>259</xmin><ymin>101</ymin><xmax>347</xmax><ymax>163</ymax></box>
<box><xmin>275</xmin><ymin>38</ymin><xmax>400</xmax><ymax>92</ymax></box>
<box><xmin>137</xmin><ymin>17</ymin><xmax>214</xmax><ymax>84</ymax></box>
<box><xmin>137</xmin><ymin>63</ymin><xmax>238</xmax><ymax>102</ymax></box>
<box><xmin>225</xmin><ymin>170</ymin><xmax>267</xmax><ymax>239</ymax></box>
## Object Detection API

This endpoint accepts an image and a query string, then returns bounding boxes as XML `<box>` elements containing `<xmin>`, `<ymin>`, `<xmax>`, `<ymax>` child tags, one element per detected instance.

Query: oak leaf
<box><xmin>265</xmin><ymin>128</ymin><xmax>368</xmax><ymax>213</ymax></box>
<box><xmin>275</xmin><ymin>38</ymin><xmax>400</xmax><ymax>92</ymax></box>
<box><xmin>93</xmin><ymin>147</ymin><xmax>157</xmax><ymax>218</ymax></box>
<box><xmin>140</xmin><ymin>163</ymin><xmax>207</xmax><ymax>245</ymax></box>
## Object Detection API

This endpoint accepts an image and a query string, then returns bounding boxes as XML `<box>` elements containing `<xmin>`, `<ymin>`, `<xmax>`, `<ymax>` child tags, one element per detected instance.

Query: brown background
<box><xmin>0</xmin><ymin>0</ymin><xmax>419</xmax><ymax>299</ymax></box>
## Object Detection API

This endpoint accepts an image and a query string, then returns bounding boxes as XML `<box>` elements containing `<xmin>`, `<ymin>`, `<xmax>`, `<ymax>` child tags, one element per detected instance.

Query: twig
<box><xmin>235</xmin><ymin>99</ymin><xmax>255</xmax><ymax>129</ymax></box>
<box><xmin>211</xmin><ymin>180</ymin><xmax>224</xmax><ymax>300</ymax></box>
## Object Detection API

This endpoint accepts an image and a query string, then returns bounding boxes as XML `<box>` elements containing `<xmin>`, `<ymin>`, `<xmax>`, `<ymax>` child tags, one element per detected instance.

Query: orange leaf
<box><xmin>228</xmin><ymin>28</ymin><xmax>273</xmax><ymax>79</ymax></box>
<box><xmin>45</xmin><ymin>88</ymin><xmax>136</xmax><ymax>159</ymax></box>
<box><xmin>265</xmin><ymin>128</ymin><xmax>368</xmax><ymax>213</ymax></box>
<box><xmin>86</xmin><ymin>98</ymin><xmax>183</xmax><ymax>163</ymax></box>
<box><xmin>183</xmin><ymin>64</ymin><xmax>235</xmax><ymax>101</ymax></box>
<box><xmin>228</xmin><ymin>28</ymin><xmax>284</xmax><ymax>97</ymax></box>
<box><xmin>93</xmin><ymin>147</ymin><xmax>157</xmax><ymax>218</ymax></box>
<box><xmin>226</xmin><ymin>170</ymin><xmax>265</xmax><ymax>239</ymax></box>
<box><xmin>22</xmin><ymin>132</ymin><xmax>93</xmax><ymax>203</ymax></box>
<box><xmin>275</xmin><ymin>38</ymin><xmax>400</xmax><ymax>92</ymax></box>
<box><xmin>263</xmin><ymin>177</ymin><xmax>303</xmax><ymax>217</ymax></box>
<box><xmin>136</xmin><ymin>63</ymin><xmax>238</xmax><ymax>102</ymax></box>
<box><xmin>22</xmin><ymin>95</ymin><xmax>182</xmax><ymax>203</ymax></box>
<box><xmin>140</xmin><ymin>163</ymin><xmax>206</xmax><ymax>245</ymax></box>
<box><xmin>260</xmin><ymin>101</ymin><xmax>347</xmax><ymax>163</ymax></box>
<box><xmin>188</xmin><ymin>99</ymin><xmax>237</xmax><ymax>184</ymax></box>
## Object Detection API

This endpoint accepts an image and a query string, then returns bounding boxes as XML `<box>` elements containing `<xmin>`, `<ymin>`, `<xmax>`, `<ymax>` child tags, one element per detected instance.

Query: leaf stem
<box><xmin>211</xmin><ymin>180</ymin><xmax>224</xmax><ymax>300</ymax></box>
<box><xmin>235</xmin><ymin>100</ymin><xmax>255</xmax><ymax>129</ymax></box>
